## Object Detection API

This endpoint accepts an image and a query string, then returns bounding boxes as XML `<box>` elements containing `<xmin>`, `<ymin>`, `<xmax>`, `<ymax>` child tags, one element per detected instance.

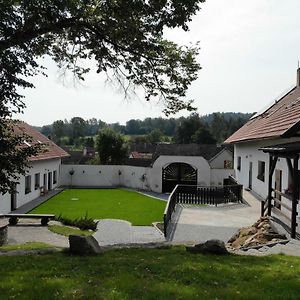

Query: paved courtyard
<box><xmin>168</xmin><ymin>190</ymin><xmax>262</xmax><ymax>243</ymax></box>
<box><xmin>93</xmin><ymin>219</ymin><xmax>165</xmax><ymax>246</ymax></box>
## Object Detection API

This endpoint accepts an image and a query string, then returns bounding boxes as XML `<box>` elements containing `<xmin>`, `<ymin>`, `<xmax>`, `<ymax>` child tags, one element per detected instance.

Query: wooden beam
<box><xmin>291</xmin><ymin>155</ymin><xmax>299</xmax><ymax>238</ymax></box>
<box><xmin>267</xmin><ymin>155</ymin><xmax>277</xmax><ymax>216</ymax></box>
<box><xmin>286</xmin><ymin>158</ymin><xmax>293</xmax><ymax>180</ymax></box>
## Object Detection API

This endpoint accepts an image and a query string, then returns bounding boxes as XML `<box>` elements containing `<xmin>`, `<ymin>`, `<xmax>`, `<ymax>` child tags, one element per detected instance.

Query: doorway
<box><xmin>48</xmin><ymin>172</ymin><xmax>52</xmax><ymax>191</ymax></box>
<box><xmin>10</xmin><ymin>184</ymin><xmax>17</xmax><ymax>211</ymax></box>
<box><xmin>248</xmin><ymin>162</ymin><xmax>253</xmax><ymax>189</ymax></box>
<box><xmin>162</xmin><ymin>163</ymin><xmax>197</xmax><ymax>193</ymax></box>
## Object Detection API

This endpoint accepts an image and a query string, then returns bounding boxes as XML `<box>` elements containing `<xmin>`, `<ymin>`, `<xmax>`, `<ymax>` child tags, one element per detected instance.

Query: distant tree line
<box><xmin>37</xmin><ymin>112</ymin><xmax>253</xmax><ymax>148</ymax></box>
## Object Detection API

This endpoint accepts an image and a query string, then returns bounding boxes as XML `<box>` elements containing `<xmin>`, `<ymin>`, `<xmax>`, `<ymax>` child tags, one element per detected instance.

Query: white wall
<box><xmin>234</xmin><ymin>137</ymin><xmax>300</xmax><ymax>215</ymax></box>
<box><xmin>0</xmin><ymin>193</ymin><xmax>11</xmax><ymax>214</ymax></box>
<box><xmin>0</xmin><ymin>158</ymin><xmax>61</xmax><ymax>214</ymax></box>
<box><xmin>211</xmin><ymin>169</ymin><xmax>235</xmax><ymax>186</ymax></box>
<box><xmin>60</xmin><ymin>155</ymin><xmax>232</xmax><ymax>193</ymax></box>
<box><xmin>209</xmin><ymin>149</ymin><xmax>233</xmax><ymax>169</ymax></box>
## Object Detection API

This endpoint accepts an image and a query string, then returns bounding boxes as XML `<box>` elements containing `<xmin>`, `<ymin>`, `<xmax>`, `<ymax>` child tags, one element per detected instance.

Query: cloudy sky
<box><xmin>17</xmin><ymin>0</ymin><xmax>300</xmax><ymax>126</ymax></box>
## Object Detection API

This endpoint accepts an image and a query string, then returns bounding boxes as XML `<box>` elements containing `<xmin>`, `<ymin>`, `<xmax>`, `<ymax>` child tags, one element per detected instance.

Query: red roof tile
<box><xmin>14</xmin><ymin>122</ymin><xmax>69</xmax><ymax>161</ymax></box>
<box><xmin>224</xmin><ymin>86</ymin><xmax>300</xmax><ymax>144</ymax></box>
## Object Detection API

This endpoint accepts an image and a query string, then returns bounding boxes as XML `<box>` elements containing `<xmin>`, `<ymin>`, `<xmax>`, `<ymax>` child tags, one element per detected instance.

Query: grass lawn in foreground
<box><xmin>30</xmin><ymin>189</ymin><xmax>166</xmax><ymax>225</ymax></box>
<box><xmin>0</xmin><ymin>247</ymin><xmax>299</xmax><ymax>299</ymax></box>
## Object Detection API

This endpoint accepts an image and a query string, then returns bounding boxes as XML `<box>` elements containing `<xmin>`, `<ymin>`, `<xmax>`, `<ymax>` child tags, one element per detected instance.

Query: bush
<box><xmin>56</xmin><ymin>213</ymin><xmax>97</xmax><ymax>231</ymax></box>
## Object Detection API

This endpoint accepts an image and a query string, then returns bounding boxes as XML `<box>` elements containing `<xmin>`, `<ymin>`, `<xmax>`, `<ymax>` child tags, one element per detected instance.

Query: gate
<box><xmin>162</xmin><ymin>163</ymin><xmax>197</xmax><ymax>193</ymax></box>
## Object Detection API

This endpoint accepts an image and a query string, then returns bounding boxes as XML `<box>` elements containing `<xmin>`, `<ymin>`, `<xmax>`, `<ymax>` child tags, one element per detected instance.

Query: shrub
<box><xmin>56</xmin><ymin>213</ymin><xmax>97</xmax><ymax>231</ymax></box>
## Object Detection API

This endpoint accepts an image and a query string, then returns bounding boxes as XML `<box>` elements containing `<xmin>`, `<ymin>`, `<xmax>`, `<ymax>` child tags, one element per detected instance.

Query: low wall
<box><xmin>60</xmin><ymin>165</ymin><xmax>153</xmax><ymax>191</ymax></box>
<box><xmin>210</xmin><ymin>169</ymin><xmax>235</xmax><ymax>186</ymax></box>
<box><xmin>61</xmin><ymin>164</ymin><xmax>234</xmax><ymax>193</ymax></box>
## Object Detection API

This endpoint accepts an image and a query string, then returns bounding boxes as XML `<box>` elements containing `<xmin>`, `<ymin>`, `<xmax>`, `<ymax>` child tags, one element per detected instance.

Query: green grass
<box><xmin>0</xmin><ymin>247</ymin><xmax>300</xmax><ymax>299</ymax></box>
<box><xmin>31</xmin><ymin>189</ymin><xmax>166</xmax><ymax>225</ymax></box>
<box><xmin>48</xmin><ymin>225</ymin><xmax>93</xmax><ymax>237</ymax></box>
<box><xmin>0</xmin><ymin>242</ymin><xmax>55</xmax><ymax>252</ymax></box>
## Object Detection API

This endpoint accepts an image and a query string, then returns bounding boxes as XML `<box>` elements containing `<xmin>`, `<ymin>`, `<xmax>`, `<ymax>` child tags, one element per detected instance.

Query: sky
<box><xmin>16</xmin><ymin>0</ymin><xmax>300</xmax><ymax>126</ymax></box>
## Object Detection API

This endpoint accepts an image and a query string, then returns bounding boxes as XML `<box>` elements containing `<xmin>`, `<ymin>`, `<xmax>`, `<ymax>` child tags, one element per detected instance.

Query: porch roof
<box><xmin>259</xmin><ymin>142</ymin><xmax>300</xmax><ymax>156</ymax></box>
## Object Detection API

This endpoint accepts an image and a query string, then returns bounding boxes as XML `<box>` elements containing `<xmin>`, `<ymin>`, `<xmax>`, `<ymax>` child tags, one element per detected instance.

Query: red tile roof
<box><xmin>224</xmin><ymin>86</ymin><xmax>300</xmax><ymax>144</ymax></box>
<box><xmin>14</xmin><ymin>122</ymin><xmax>69</xmax><ymax>161</ymax></box>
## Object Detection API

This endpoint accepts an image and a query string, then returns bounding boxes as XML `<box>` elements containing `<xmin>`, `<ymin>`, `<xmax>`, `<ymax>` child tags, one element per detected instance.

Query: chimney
<box><xmin>297</xmin><ymin>68</ymin><xmax>300</xmax><ymax>87</ymax></box>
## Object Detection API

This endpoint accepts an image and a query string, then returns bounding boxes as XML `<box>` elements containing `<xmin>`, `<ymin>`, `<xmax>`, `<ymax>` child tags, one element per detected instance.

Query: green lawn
<box><xmin>48</xmin><ymin>225</ymin><xmax>94</xmax><ymax>237</ymax></box>
<box><xmin>0</xmin><ymin>247</ymin><xmax>300</xmax><ymax>299</ymax></box>
<box><xmin>30</xmin><ymin>189</ymin><xmax>166</xmax><ymax>225</ymax></box>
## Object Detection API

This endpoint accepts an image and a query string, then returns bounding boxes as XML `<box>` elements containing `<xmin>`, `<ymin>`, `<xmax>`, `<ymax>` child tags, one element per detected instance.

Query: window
<box><xmin>34</xmin><ymin>173</ymin><xmax>40</xmax><ymax>190</ymax></box>
<box><xmin>25</xmin><ymin>175</ymin><xmax>31</xmax><ymax>194</ymax></box>
<box><xmin>53</xmin><ymin>170</ymin><xmax>57</xmax><ymax>184</ymax></box>
<box><xmin>237</xmin><ymin>156</ymin><xmax>241</xmax><ymax>171</ymax></box>
<box><xmin>224</xmin><ymin>160</ymin><xmax>233</xmax><ymax>169</ymax></box>
<box><xmin>257</xmin><ymin>161</ymin><xmax>265</xmax><ymax>182</ymax></box>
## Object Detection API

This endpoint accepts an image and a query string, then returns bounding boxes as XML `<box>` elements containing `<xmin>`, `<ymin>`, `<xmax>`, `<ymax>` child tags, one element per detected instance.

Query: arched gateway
<box><xmin>162</xmin><ymin>162</ymin><xmax>197</xmax><ymax>193</ymax></box>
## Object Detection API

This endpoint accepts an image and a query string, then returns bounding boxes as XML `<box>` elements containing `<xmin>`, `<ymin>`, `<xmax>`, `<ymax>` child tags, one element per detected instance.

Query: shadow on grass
<box><xmin>0</xmin><ymin>247</ymin><xmax>299</xmax><ymax>299</ymax></box>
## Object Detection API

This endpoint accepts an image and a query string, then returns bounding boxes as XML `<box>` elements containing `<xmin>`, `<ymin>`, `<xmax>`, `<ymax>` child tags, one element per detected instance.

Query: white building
<box><xmin>0</xmin><ymin>122</ymin><xmax>69</xmax><ymax>214</ymax></box>
<box><xmin>224</xmin><ymin>69</ymin><xmax>300</xmax><ymax>235</ymax></box>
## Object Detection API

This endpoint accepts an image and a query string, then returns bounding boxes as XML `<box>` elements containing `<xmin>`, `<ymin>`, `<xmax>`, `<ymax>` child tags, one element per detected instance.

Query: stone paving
<box><xmin>93</xmin><ymin>219</ymin><xmax>165</xmax><ymax>246</ymax></box>
<box><xmin>168</xmin><ymin>190</ymin><xmax>261</xmax><ymax>244</ymax></box>
<box><xmin>7</xmin><ymin>220</ymin><xmax>68</xmax><ymax>248</ymax></box>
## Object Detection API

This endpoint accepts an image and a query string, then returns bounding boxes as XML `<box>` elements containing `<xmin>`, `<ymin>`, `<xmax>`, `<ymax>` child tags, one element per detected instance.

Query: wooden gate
<box><xmin>162</xmin><ymin>163</ymin><xmax>197</xmax><ymax>193</ymax></box>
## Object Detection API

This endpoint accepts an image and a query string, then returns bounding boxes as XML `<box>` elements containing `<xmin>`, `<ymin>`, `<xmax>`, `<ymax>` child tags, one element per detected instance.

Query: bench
<box><xmin>4</xmin><ymin>214</ymin><xmax>55</xmax><ymax>226</ymax></box>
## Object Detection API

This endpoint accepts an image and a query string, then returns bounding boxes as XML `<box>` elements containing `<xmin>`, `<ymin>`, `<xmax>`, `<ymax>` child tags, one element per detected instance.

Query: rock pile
<box><xmin>228</xmin><ymin>217</ymin><xmax>287</xmax><ymax>250</ymax></box>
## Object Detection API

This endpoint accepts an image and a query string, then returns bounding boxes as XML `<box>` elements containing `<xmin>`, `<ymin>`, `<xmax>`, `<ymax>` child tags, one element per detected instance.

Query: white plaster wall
<box><xmin>0</xmin><ymin>158</ymin><xmax>61</xmax><ymax>214</ymax></box>
<box><xmin>152</xmin><ymin>155</ymin><xmax>211</xmax><ymax>189</ymax></box>
<box><xmin>234</xmin><ymin>137</ymin><xmax>300</xmax><ymax>215</ymax></box>
<box><xmin>60</xmin><ymin>165</ymin><xmax>121</xmax><ymax>187</ymax></box>
<box><xmin>209</xmin><ymin>149</ymin><xmax>233</xmax><ymax>169</ymax></box>
<box><xmin>0</xmin><ymin>193</ymin><xmax>11</xmax><ymax>214</ymax></box>
<box><xmin>211</xmin><ymin>169</ymin><xmax>235</xmax><ymax>186</ymax></box>
<box><xmin>61</xmin><ymin>156</ymin><xmax>217</xmax><ymax>193</ymax></box>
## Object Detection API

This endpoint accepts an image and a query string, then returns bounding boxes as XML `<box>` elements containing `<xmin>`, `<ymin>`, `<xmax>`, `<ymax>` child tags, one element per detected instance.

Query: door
<box><xmin>43</xmin><ymin>174</ymin><xmax>47</xmax><ymax>190</ymax></box>
<box><xmin>48</xmin><ymin>172</ymin><xmax>52</xmax><ymax>191</ymax></box>
<box><xmin>10</xmin><ymin>183</ymin><xmax>17</xmax><ymax>211</ymax></box>
<box><xmin>248</xmin><ymin>162</ymin><xmax>253</xmax><ymax>189</ymax></box>
<box><xmin>275</xmin><ymin>169</ymin><xmax>282</xmax><ymax>209</ymax></box>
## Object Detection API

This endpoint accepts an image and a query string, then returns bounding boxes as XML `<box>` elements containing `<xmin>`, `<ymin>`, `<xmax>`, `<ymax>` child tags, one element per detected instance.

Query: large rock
<box><xmin>186</xmin><ymin>239</ymin><xmax>228</xmax><ymax>255</ymax></box>
<box><xmin>69</xmin><ymin>235</ymin><xmax>101</xmax><ymax>255</ymax></box>
<box><xmin>0</xmin><ymin>220</ymin><xmax>8</xmax><ymax>246</ymax></box>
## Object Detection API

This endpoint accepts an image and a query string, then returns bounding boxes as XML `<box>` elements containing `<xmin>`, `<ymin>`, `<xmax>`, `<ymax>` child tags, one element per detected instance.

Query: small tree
<box><xmin>96</xmin><ymin>128</ymin><xmax>128</xmax><ymax>165</ymax></box>
<box><xmin>146</xmin><ymin>129</ymin><xmax>164</xmax><ymax>144</ymax></box>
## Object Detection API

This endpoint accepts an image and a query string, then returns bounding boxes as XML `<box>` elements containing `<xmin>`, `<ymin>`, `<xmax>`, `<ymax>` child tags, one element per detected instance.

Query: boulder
<box><xmin>186</xmin><ymin>239</ymin><xmax>228</xmax><ymax>255</ymax></box>
<box><xmin>0</xmin><ymin>220</ymin><xmax>9</xmax><ymax>246</ymax></box>
<box><xmin>69</xmin><ymin>235</ymin><xmax>101</xmax><ymax>255</ymax></box>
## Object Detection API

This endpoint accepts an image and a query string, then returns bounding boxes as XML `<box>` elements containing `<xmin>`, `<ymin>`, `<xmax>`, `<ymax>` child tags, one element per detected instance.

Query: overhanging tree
<box><xmin>0</xmin><ymin>0</ymin><xmax>204</xmax><ymax>193</ymax></box>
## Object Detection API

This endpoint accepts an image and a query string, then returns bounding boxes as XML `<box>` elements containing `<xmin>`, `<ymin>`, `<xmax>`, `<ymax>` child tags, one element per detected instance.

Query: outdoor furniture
<box><xmin>4</xmin><ymin>214</ymin><xmax>55</xmax><ymax>226</ymax></box>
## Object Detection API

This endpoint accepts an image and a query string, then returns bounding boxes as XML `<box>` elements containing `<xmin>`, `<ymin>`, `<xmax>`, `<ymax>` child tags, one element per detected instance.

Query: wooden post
<box><xmin>267</xmin><ymin>156</ymin><xmax>273</xmax><ymax>216</ymax></box>
<box><xmin>291</xmin><ymin>156</ymin><xmax>299</xmax><ymax>238</ymax></box>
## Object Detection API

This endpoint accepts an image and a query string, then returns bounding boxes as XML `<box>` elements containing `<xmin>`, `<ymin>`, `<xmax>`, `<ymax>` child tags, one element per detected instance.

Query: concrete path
<box><xmin>7</xmin><ymin>220</ymin><xmax>68</xmax><ymax>247</ymax></box>
<box><xmin>169</xmin><ymin>190</ymin><xmax>262</xmax><ymax>244</ymax></box>
<box><xmin>93</xmin><ymin>219</ymin><xmax>165</xmax><ymax>246</ymax></box>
